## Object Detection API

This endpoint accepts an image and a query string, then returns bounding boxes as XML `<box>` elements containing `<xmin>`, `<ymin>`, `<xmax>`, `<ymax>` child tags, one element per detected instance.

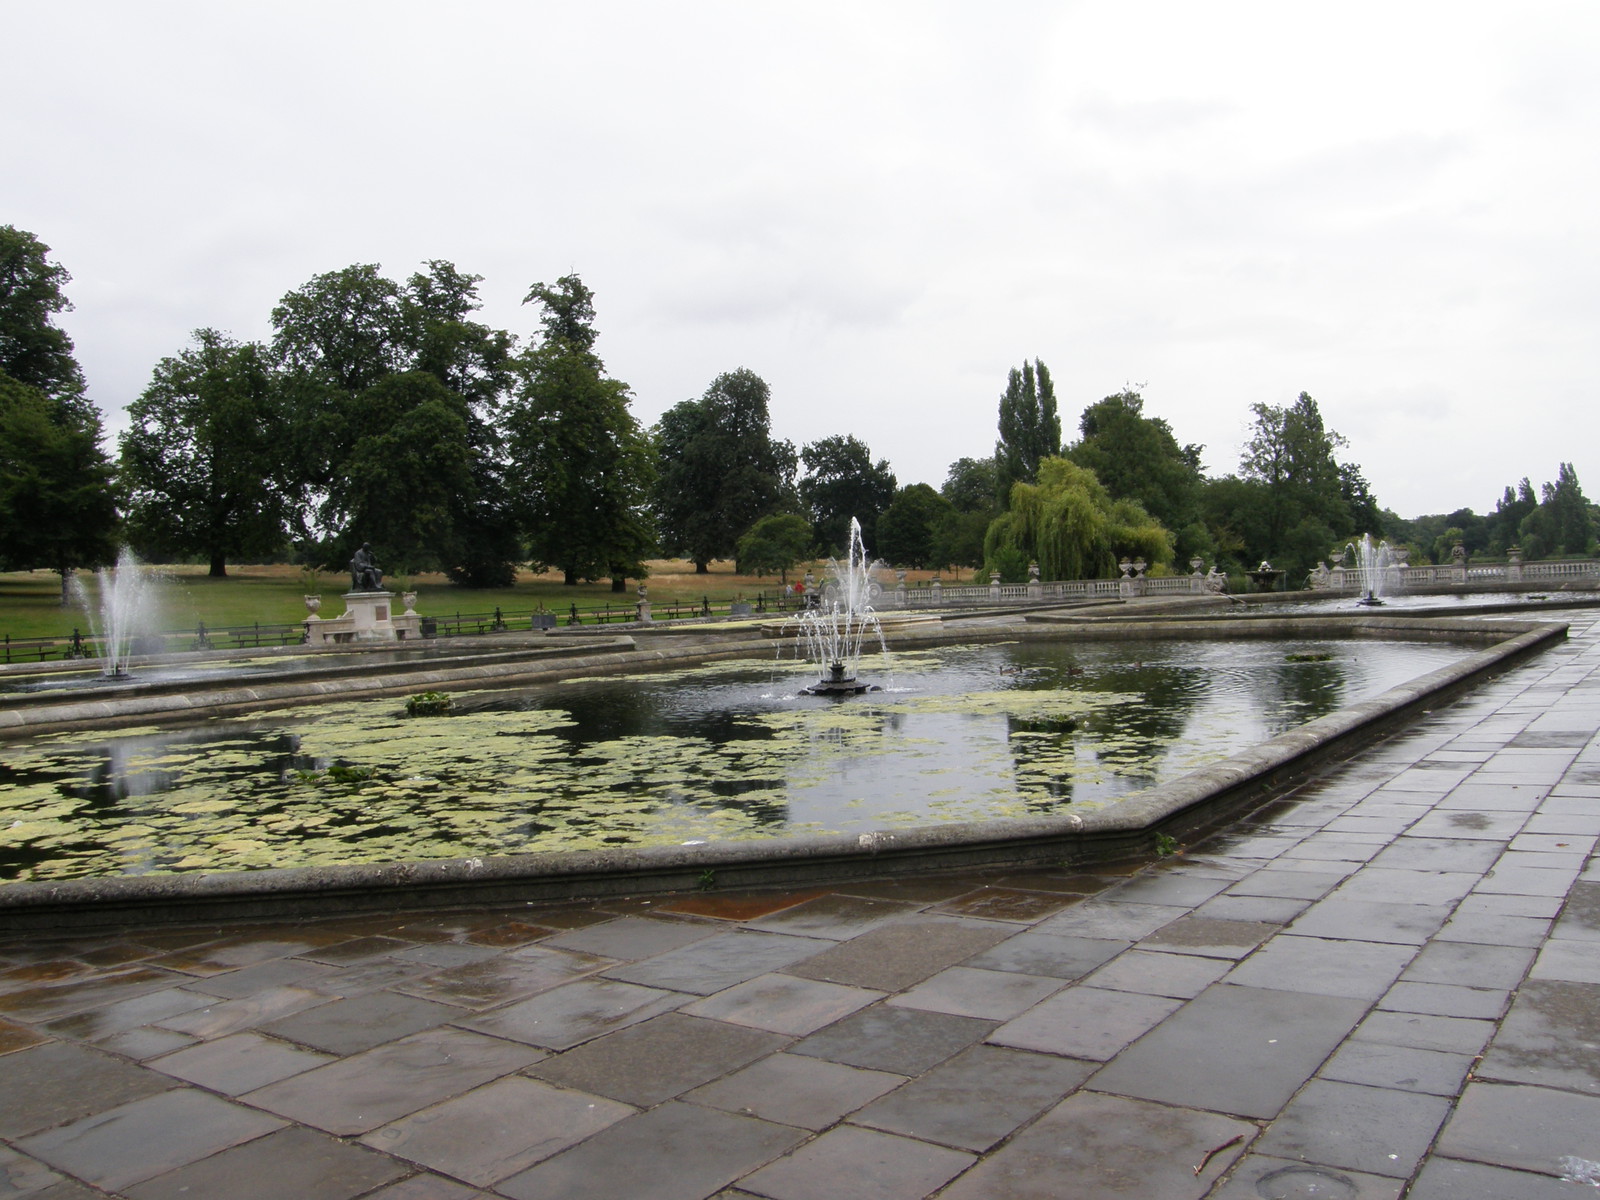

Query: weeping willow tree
<box><xmin>983</xmin><ymin>457</ymin><xmax>1174</xmax><ymax>581</ymax></box>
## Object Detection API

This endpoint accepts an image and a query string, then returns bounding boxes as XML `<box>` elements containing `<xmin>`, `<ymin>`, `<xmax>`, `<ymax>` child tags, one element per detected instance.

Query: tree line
<box><xmin>2</xmin><ymin>224</ymin><xmax>1595</xmax><ymax>600</ymax></box>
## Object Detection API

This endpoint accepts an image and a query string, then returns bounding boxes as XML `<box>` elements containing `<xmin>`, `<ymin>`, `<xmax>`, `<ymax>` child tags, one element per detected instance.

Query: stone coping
<box><xmin>0</xmin><ymin>617</ymin><xmax>1567</xmax><ymax>932</ymax></box>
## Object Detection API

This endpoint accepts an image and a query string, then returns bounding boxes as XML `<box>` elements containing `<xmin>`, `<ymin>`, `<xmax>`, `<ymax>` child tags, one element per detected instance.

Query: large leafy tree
<box><xmin>875</xmin><ymin>483</ymin><xmax>953</xmax><ymax>569</ymax></box>
<box><xmin>1520</xmin><ymin>463</ymin><xmax>1595</xmax><ymax>558</ymax></box>
<box><xmin>985</xmin><ymin>457</ymin><xmax>1172</xmax><ymax>582</ymax></box>
<box><xmin>932</xmin><ymin>456</ymin><xmax>1001</xmax><ymax>569</ymax></box>
<box><xmin>0</xmin><ymin>225</ymin><xmax>89</xmax><ymax>420</ymax></box>
<box><xmin>798</xmin><ymin>435</ymin><xmax>896</xmax><ymax>556</ymax></box>
<box><xmin>994</xmin><ymin>359</ymin><xmax>1060</xmax><ymax>505</ymax></box>
<box><xmin>652</xmin><ymin>368</ymin><xmax>797</xmax><ymax>573</ymax></box>
<box><xmin>1232</xmin><ymin>391</ymin><xmax>1365</xmax><ymax>578</ymax></box>
<box><xmin>0</xmin><ymin>374</ymin><xmax>119</xmax><ymax>603</ymax></box>
<box><xmin>270</xmin><ymin>262</ymin><xmax>520</xmax><ymax>583</ymax></box>
<box><xmin>506</xmin><ymin>275</ymin><xmax>655</xmax><ymax>588</ymax></box>
<box><xmin>120</xmin><ymin>330</ymin><xmax>290</xmax><ymax>576</ymax></box>
<box><xmin>1065</xmin><ymin>391</ymin><xmax>1204</xmax><ymax>551</ymax></box>
<box><xmin>735</xmin><ymin>512</ymin><xmax>813</xmax><ymax>583</ymax></box>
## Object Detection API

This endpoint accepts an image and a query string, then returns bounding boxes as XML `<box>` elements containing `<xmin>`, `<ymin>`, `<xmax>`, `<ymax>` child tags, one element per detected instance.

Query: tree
<box><xmin>1236</xmin><ymin>391</ymin><xmax>1365</xmax><ymax>578</ymax></box>
<box><xmin>798</xmin><ymin>435</ymin><xmax>896</xmax><ymax>556</ymax></box>
<box><xmin>270</xmin><ymin>261</ymin><xmax>521</xmax><ymax>584</ymax></box>
<box><xmin>735</xmin><ymin>513</ymin><xmax>813</xmax><ymax>583</ymax></box>
<box><xmin>1488</xmin><ymin>479</ymin><xmax>1538</xmax><ymax>556</ymax></box>
<box><xmin>1065</xmin><ymin>391</ymin><xmax>1203</xmax><ymax>544</ymax></box>
<box><xmin>652</xmin><ymin>368</ymin><xmax>797</xmax><ymax>573</ymax></box>
<box><xmin>984</xmin><ymin>457</ymin><xmax>1172</xmax><ymax>582</ymax></box>
<box><xmin>506</xmin><ymin>275</ymin><xmax>655</xmax><ymax>587</ymax></box>
<box><xmin>994</xmin><ymin>359</ymin><xmax>1060</xmax><ymax>505</ymax></box>
<box><xmin>931</xmin><ymin>456</ymin><xmax>1000</xmax><ymax>569</ymax></box>
<box><xmin>875</xmin><ymin>483</ymin><xmax>952</xmax><ymax>569</ymax></box>
<box><xmin>1521</xmin><ymin>463</ymin><xmax>1595</xmax><ymax>558</ymax></box>
<box><xmin>0</xmin><ymin>374</ymin><xmax>119</xmax><ymax>603</ymax></box>
<box><xmin>0</xmin><ymin>226</ymin><xmax>89</xmax><ymax>419</ymax></box>
<box><xmin>120</xmin><ymin>330</ymin><xmax>290</xmax><ymax>576</ymax></box>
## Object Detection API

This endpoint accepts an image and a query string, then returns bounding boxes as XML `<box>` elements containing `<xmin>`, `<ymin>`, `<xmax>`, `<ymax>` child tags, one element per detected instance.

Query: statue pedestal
<box><xmin>304</xmin><ymin>590</ymin><xmax>422</xmax><ymax>644</ymax></box>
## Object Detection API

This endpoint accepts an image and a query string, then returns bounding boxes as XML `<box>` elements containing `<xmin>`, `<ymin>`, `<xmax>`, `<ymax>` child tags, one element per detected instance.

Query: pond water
<box><xmin>0</xmin><ymin>638</ymin><xmax>1471</xmax><ymax>882</ymax></box>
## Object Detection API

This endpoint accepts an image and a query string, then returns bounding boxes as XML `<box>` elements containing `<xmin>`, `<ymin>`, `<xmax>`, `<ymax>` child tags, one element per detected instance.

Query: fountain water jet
<box><xmin>72</xmin><ymin>549</ymin><xmax>161</xmax><ymax>678</ymax></box>
<box><xmin>1351</xmin><ymin>533</ymin><xmax>1394</xmax><ymax>607</ymax></box>
<box><xmin>794</xmin><ymin>518</ymin><xmax>886</xmax><ymax>695</ymax></box>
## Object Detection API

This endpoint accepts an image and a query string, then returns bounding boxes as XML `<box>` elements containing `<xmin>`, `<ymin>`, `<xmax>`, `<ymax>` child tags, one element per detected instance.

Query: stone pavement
<box><xmin>2</xmin><ymin>616</ymin><xmax>1599</xmax><ymax>1199</ymax></box>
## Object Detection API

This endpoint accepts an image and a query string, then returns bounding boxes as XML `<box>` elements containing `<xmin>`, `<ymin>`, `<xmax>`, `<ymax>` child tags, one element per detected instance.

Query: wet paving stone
<box><xmin>388</xmin><ymin>941</ymin><xmax>505</xmax><ymax>969</ymax></box>
<box><xmin>1138</xmin><ymin>916</ymin><xmax>1277</xmax><ymax>958</ymax></box>
<box><xmin>740</xmin><ymin>895</ymin><xmax>922</xmax><ymax>940</ymax></box>
<box><xmin>0</xmin><ymin>1144</ymin><xmax>64</xmax><ymax>1195</ymax></box>
<box><xmin>123</xmin><ymin>1124</ymin><xmax>407</xmax><ymax>1200</ymax></box>
<box><xmin>0</xmin><ymin>966</ymin><xmax>184</xmax><ymax>1022</ymax></box>
<box><xmin>17</xmin><ymin>1088</ymin><xmax>285</xmax><ymax>1192</ymax></box>
<box><xmin>392</xmin><ymin>944</ymin><xmax>614</xmax><ymax>1010</ymax></box>
<box><xmin>186</xmin><ymin>955</ymin><xmax>342</xmax><ymax>998</ymax></box>
<box><xmin>1530</xmin><ymin>937</ymin><xmax>1600</xmax><ymax>983</ymax></box>
<box><xmin>779</xmin><ymin>917</ymin><xmax>1010</xmax><ymax>992</ymax></box>
<box><xmin>1378</xmin><ymin>980</ymin><xmax>1510</xmax><ymax>1020</ymax></box>
<box><xmin>1089</xmin><ymin>983</ymin><xmax>1368</xmax><ymax>1119</ymax></box>
<box><xmin>1398</xmin><ymin>939</ymin><xmax>1535</xmax><ymax>989</ymax></box>
<box><xmin>1553</xmin><ymin>880</ymin><xmax>1600</xmax><ymax>939</ymax></box>
<box><xmin>460</xmin><ymin>919</ymin><xmax>557</xmax><ymax>947</ymax></box>
<box><xmin>1407</xmin><ymin>808</ymin><xmax>1529</xmax><ymax>840</ymax></box>
<box><xmin>684</xmin><ymin>1052</ymin><xmax>904</xmax><ymax>1129</ymax></box>
<box><xmin>1101</xmin><ymin>871</ymin><xmax>1233</xmax><ymax>907</ymax></box>
<box><xmin>938</xmin><ymin>1090</ymin><xmax>1253</xmax><ymax>1200</ymax></box>
<box><xmin>851</xmin><ymin>1043</ymin><xmax>1094</xmax><ymax>1152</ymax></box>
<box><xmin>146</xmin><ymin>931</ymin><xmax>344</xmax><ymax>975</ymax></box>
<box><xmin>153</xmin><ymin>983</ymin><xmax>333</xmax><ymax>1040</ymax></box>
<box><xmin>495</xmin><ymin>1100</ymin><xmax>806</xmax><ymax>1200</ymax></box>
<box><xmin>0</xmin><ymin>1015</ymin><xmax>47</xmax><ymax>1055</ymax></box>
<box><xmin>1333</xmin><ymin>867</ymin><xmax>1481</xmax><ymax>907</ymax></box>
<box><xmin>243</xmin><ymin>1028</ymin><xmax>543</xmax><ymax>1135</ymax></box>
<box><xmin>1366</xmin><ymin>835</ymin><xmax>1507</xmax><ymax>872</ymax></box>
<box><xmin>884</xmin><ymin>965</ymin><xmax>1063</xmax><ymax>1020</ymax></box>
<box><xmin>97</xmin><ymin>1025</ymin><xmax>198</xmax><ymax>1061</ymax></box>
<box><xmin>1224</xmin><ymin>935</ymin><xmax>1416</xmax><ymax>1000</ymax></box>
<box><xmin>1434</xmin><ymin>908</ymin><xmax>1554</xmax><ymax>948</ymax></box>
<box><xmin>150</xmin><ymin>1030</ymin><xmax>333</xmax><ymax>1094</ymax></box>
<box><xmin>1475</xmin><ymin>978</ymin><xmax>1600</xmax><ymax>1093</ymax></box>
<box><xmin>1318</xmin><ymin>1039</ymin><xmax>1473</xmax><ymax>1096</ymax></box>
<box><xmin>961</xmin><ymin>929</ymin><xmax>1128</xmax><ymax>979</ymax></box>
<box><xmin>0</xmin><ymin>1040</ymin><xmax>175</xmax><ymax>1139</ymax></box>
<box><xmin>603</xmin><ymin>930</ymin><xmax>832</xmax><ymax>995</ymax></box>
<box><xmin>682</xmin><ymin>973</ymin><xmax>882</xmax><ymax>1036</ymax></box>
<box><xmin>1285</xmin><ymin>899</ymin><xmax>1451</xmax><ymax>945</ymax></box>
<box><xmin>363</xmin><ymin>1174</ymin><xmax>493</xmax><ymax>1199</ymax></box>
<box><xmin>298</xmin><ymin>935</ymin><xmax>415</xmax><ymax>964</ymax></box>
<box><xmin>527</xmin><ymin>1012</ymin><xmax>789</xmax><ymax>1107</ymax></box>
<box><xmin>42</xmin><ymin>985</ymin><xmax>215</xmax><ymax>1042</ymax></box>
<box><xmin>740</xmin><ymin>1124</ymin><xmax>975</xmax><ymax>1200</ymax></box>
<box><xmin>654</xmin><ymin>889</ymin><xmax>829</xmax><ymax>922</ymax></box>
<box><xmin>791</xmin><ymin>1005</ymin><xmax>996</xmax><ymax>1075</ymax></box>
<box><xmin>457</xmin><ymin>977</ymin><xmax>684</xmax><ymax>1050</ymax></box>
<box><xmin>259</xmin><ymin>989</ymin><xmax>461</xmax><ymax>1055</ymax></box>
<box><xmin>988</xmin><ymin>985</ymin><xmax>1181</xmax><ymax>1062</ymax></box>
<box><xmin>542</xmin><ymin>915</ymin><xmax>724</xmax><ymax>960</ymax></box>
<box><xmin>1221</xmin><ymin>866</ymin><xmax>1346</xmax><ymax>901</ymax></box>
<box><xmin>1352</xmin><ymin>1010</ymin><xmax>1498</xmax><ymax>1056</ymax></box>
<box><xmin>360</xmin><ymin>1075</ymin><xmax>634</xmax><ymax>1186</ymax></box>
<box><xmin>929</xmin><ymin>886</ymin><xmax>1081</xmax><ymax>922</ymax></box>
<box><xmin>1407</xmin><ymin>1156</ymin><xmax>1591</xmax><ymax>1200</ymax></box>
<box><xmin>1206</xmin><ymin>1156</ymin><xmax>1402</xmax><ymax>1200</ymax></box>
<box><xmin>1190</xmin><ymin>893</ymin><xmax>1312</xmax><ymax>924</ymax></box>
<box><xmin>1081</xmin><ymin>949</ymin><xmax>1233</xmax><ymax>999</ymax></box>
<box><xmin>1434</xmin><ymin>1079</ymin><xmax>1600</xmax><ymax>1178</ymax></box>
<box><xmin>1034</xmin><ymin>899</ymin><xmax>1190</xmax><ymax>940</ymax></box>
<box><xmin>1252</xmin><ymin>1078</ymin><xmax>1452</xmax><ymax>1178</ymax></box>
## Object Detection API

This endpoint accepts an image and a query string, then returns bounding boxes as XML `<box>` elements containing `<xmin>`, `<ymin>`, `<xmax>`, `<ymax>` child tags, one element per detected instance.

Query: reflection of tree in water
<box><xmin>997</xmin><ymin>641</ymin><xmax>1206</xmax><ymax>804</ymax></box>
<box><xmin>1253</xmin><ymin>647</ymin><xmax>1349</xmax><ymax>735</ymax></box>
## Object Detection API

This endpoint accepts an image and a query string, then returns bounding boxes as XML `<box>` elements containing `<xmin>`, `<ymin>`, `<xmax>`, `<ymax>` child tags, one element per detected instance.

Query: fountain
<box><xmin>71</xmin><ymin>548</ymin><xmax>161</xmax><ymax>678</ymax></box>
<box><xmin>1352</xmin><ymin>533</ymin><xmax>1391</xmax><ymax>607</ymax></box>
<box><xmin>793</xmin><ymin>518</ymin><xmax>886</xmax><ymax>695</ymax></box>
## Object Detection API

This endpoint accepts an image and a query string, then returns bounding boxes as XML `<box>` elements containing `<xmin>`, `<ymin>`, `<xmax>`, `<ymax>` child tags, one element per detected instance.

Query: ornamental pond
<box><xmin>0</xmin><ymin>636</ymin><xmax>1472</xmax><ymax>883</ymax></box>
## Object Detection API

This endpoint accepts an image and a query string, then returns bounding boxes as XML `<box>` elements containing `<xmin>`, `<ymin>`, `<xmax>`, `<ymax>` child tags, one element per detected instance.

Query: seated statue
<box><xmin>350</xmin><ymin>543</ymin><xmax>383</xmax><ymax>592</ymax></box>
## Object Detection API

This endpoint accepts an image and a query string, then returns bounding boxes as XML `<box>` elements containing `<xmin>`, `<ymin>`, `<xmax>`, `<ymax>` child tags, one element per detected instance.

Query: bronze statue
<box><xmin>350</xmin><ymin>543</ymin><xmax>383</xmax><ymax>591</ymax></box>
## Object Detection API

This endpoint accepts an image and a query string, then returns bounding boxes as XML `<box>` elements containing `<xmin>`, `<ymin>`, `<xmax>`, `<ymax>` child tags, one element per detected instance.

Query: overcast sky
<box><xmin>7</xmin><ymin>1</ymin><xmax>1598</xmax><ymax>519</ymax></box>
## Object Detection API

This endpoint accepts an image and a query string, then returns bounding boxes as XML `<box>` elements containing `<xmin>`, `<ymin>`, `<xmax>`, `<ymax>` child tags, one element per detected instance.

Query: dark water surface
<box><xmin>0</xmin><ymin>638</ymin><xmax>1469</xmax><ymax>881</ymax></box>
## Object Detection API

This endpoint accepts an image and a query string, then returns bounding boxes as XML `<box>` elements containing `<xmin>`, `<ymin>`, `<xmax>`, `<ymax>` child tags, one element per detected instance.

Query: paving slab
<box><xmin>1088</xmin><ymin>983</ymin><xmax>1369</xmax><ymax>1118</ymax></box>
<box><xmin>526</xmin><ymin>1012</ymin><xmax>788</xmax><ymax>1107</ymax></box>
<box><xmin>777</xmin><ymin>917</ymin><xmax>1010</xmax><ymax>991</ymax></box>
<box><xmin>736</xmin><ymin>1124</ymin><xmax>974</xmax><ymax>1200</ymax></box>
<box><xmin>1249</xmin><ymin>1077</ymin><xmax>1452</xmax><ymax>1178</ymax></box>
<box><xmin>682</xmin><ymin>973</ymin><xmax>882</xmax><ymax>1035</ymax></box>
<box><xmin>603</xmin><ymin>930</ymin><xmax>833</xmax><ymax>995</ymax></box>
<box><xmin>987</xmin><ymin>985</ymin><xmax>1180</xmax><ymax>1061</ymax></box>
<box><xmin>123</xmin><ymin>1124</ymin><xmax>407</xmax><ymax>1200</ymax></box>
<box><xmin>1206</xmin><ymin>1157</ymin><xmax>1403</xmax><ymax>1200</ymax></box>
<box><xmin>683</xmin><ymin>1052</ymin><xmax>904</xmax><ymax>1129</ymax></box>
<box><xmin>789</xmin><ymin>1005</ymin><xmax>995</xmax><ymax>1075</ymax></box>
<box><xmin>937</xmin><ymin>1091</ymin><xmax>1253</xmax><ymax>1200</ymax></box>
<box><xmin>494</xmin><ymin>1101</ymin><xmax>805</xmax><ymax>1200</ymax></box>
<box><xmin>1434</xmin><ymin>1079</ymin><xmax>1600</xmax><ymax>1179</ymax></box>
<box><xmin>0</xmin><ymin>1040</ymin><xmax>175</xmax><ymax>1139</ymax></box>
<box><xmin>1474</xmin><ymin>978</ymin><xmax>1600</xmax><ymax>1093</ymax></box>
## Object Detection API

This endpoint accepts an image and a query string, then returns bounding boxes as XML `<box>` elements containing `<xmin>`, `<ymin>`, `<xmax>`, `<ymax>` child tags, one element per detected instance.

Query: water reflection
<box><xmin>0</xmin><ymin>638</ymin><xmax>1469</xmax><ymax>881</ymax></box>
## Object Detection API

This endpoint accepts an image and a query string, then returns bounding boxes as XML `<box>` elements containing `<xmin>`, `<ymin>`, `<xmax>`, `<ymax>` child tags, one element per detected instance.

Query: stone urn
<box><xmin>304</xmin><ymin>595</ymin><xmax>322</xmax><ymax>616</ymax></box>
<box><xmin>401</xmin><ymin>592</ymin><xmax>418</xmax><ymax>615</ymax></box>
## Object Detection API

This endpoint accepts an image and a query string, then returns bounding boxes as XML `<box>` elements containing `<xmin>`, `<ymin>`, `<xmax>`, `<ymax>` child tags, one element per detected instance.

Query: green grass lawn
<box><xmin>1</xmin><ymin>558</ymin><xmax>940</xmax><ymax>647</ymax></box>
